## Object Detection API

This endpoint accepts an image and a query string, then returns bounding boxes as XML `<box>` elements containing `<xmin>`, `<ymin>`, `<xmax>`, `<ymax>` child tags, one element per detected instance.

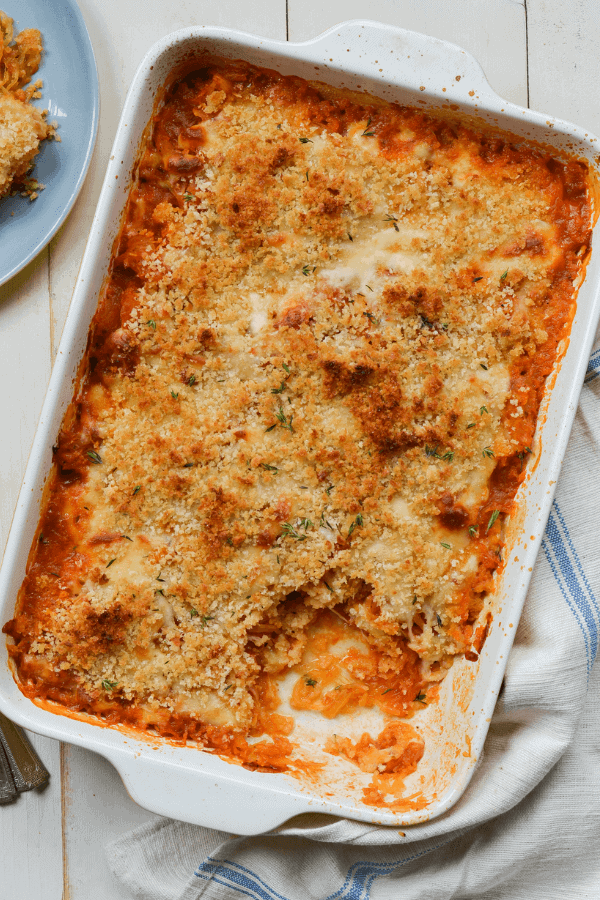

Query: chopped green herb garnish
<box><xmin>469</xmin><ymin>526</ymin><xmax>477</xmax><ymax>537</ymax></box>
<box><xmin>323</xmin><ymin>580</ymin><xmax>334</xmax><ymax>592</ymax></box>
<box><xmin>425</xmin><ymin>445</ymin><xmax>453</xmax><ymax>461</ymax></box>
<box><xmin>384</xmin><ymin>214</ymin><xmax>400</xmax><ymax>232</ymax></box>
<box><xmin>306</xmin><ymin>170</ymin><xmax>309</xmax><ymax>182</ymax></box>
<box><xmin>467</xmin><ymin>423</ymin><xmax>476</xmax><ymax>429</ymax></box>
<box><xmin>102</xmin><ymin>680</ymin><xmax>118</xmax><ymax>691</ymax></box>
<box><xmin>299</xmin><ymin>137</ymin><xmax>313</xmax><ymax>144</ymax></box>
<box><xmin>500</xmin><ymin>269</ymin><xmax>508</xmax><ymax>281</ymax></box>
<box><xmin>188</xmin><ymin>374</ymin><xmax>196</xmax><ymax>386</ymax></box>
<box><xmin>282</xmin><ymin>362</ymin><xmax>291</xmax><ymax>374</ymax></box>
<box><xmin>200</xmin><ymin>615</ymin><xmax>214</xmax><ymax>627</ymax></box>
<box><xmin>261</xmin><ymin>463</ymin><xmax>278</xmax><ymax>472</ymax></box>
<box><xmin>348</xmin><ymin>513</ymin><xmax>364</xmax><ymax>537</ymax></box>
<box><xmin>183</xmin><ymin>192</ymin><xmax>194</xmax><ymax>201</ymax></box>
<box><xmin>226</xmin><ymin>536</ymin><xmax>234</xmax><ymax>546</ymax></box>
<box><xmin>171</xmin><ymin>390</ymin><xmax>179</xmax><ymax>399</ymax></box>
<box><xmin>133</xmin><ymin>485</ymin><xmax>141</xmax><ymax>495</ymax></box>
<box><xmin>87</xmin><ymin>450</ymin><xmax>102</xmax><ymax>464</ymax></box>
<box><xmin>146</xmin><ymin>319</ymin><xmax>156</xmax><ymax>330</ymax></box>
<box><xmin>363</xmin><ymin>311</ymin><xmax>379</xmax><ymax>324</ymax></box>
<box><xmin>183</xmin><ymin>462</ymin><xmax>194</xmax><ymax>468</ymax></box>
<box><xmin>382</xmin><ymin>688</ymin><xmax>393</xmax><ymax>695</ymax></box>
<box><xmin>436</xmin><ymin>614</ymin><xmax>443</xmax><ymax>626</ymax></box>
<box><xmin>224</xmin><ymin>684</ymin><xmax>232</xmax><ymax>690</ymax></box>
<box><xmin>265</xmin><ymin>423</ymin><xmax>277</xmax><ymax>432</ymax></box>
<box><xmin>472</xmin><ymin>276</ymin><xmax>483</xmax><ymax>282</ymax></box>
<box><xmin>440</xmin><ymin>541</ymin><xmax>452</xmax><ymax>550</ymax></box>
<box><xmin>480</xmin><ymin>363</ymin><xmax>488</xmax><ymax>370</ymax></box>
<box><xmin>319</xmin><ymin>511</ymin><xmax>334</xmax><ymax>530</ymax></box>
<box><xmin>482</xmin><ymin>447</ymin><xmax>495</xmax><ymax>459</ymax></box>
<box><xmin>275</xmin><ymin>405</ymin><xmax>293</xmax><ymax>432</ymax></box>
<box><xmin>106</xmin><ymin>558</ymin><xmax>116</xmax><ymax>567</ymax></box>
<box><xmin>325</xmin><ymin>485</ymin><xmax>334</xmax><ymax>495</ymax></box>
<box><xmin>486</xmin><ymin>510</ymin><xmax>500</xmax><ymax>533</ymax></box>
<box><xmin>156</xmin><ymin>574</ymin><xmax>165</xmax><ymax>582</ymax></box>
<box><xmin>517</xmin><ymin>446</ymin><xmax>533</xmax><ymax>470</ymax></box>
<box><xmin>348</xmin><ymin>232</ymin><xmax>353</xmax><ymax>241</ymax></box>
<box><xmin>415</xmin><ymin>692</ymin><xmax>427</xmax><ymax>704</ymax></box>
<box><xmin>362</xmin><ymin>117</ymin><xmax>375</xmax><ymax>136</ymax></box>
<box><xmin>122</xmin><ymin>535</ymin><xmax>133</xmax><ymax>541</ymax></box>
<box><xmin>305</xmin><ymin>677</ymin><xmax>317</xmax><ymax>687</ymax></box>
<box><xmin>412</xmin><ymin>596</ymin><xmax>418</xmax><ymax>605</ymax></box>
<box><xmin>480</xmin><ymin>406</ymin><xmax>488</xmax><ymax>415</ymax></box>
<box><xmin>271</xmin><ymin>381</ymin><xmax>286</xmax><ymax>394</ymax></box>
<box><xmin>281</xmin><ymin>522</ymin><xmax>307</xmax><ymax>541</ymax></box>
<box><xmin>190</xmin><ymin>608</ymin><xmax>198</xmax><ymax>617</ymax></box>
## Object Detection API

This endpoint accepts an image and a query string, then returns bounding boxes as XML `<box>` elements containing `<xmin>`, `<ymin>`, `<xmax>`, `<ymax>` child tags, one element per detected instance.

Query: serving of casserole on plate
<box><xmin>1</xmin><ymin>21</ymin><xmax>599</xmax><ymax>832</ymax></box>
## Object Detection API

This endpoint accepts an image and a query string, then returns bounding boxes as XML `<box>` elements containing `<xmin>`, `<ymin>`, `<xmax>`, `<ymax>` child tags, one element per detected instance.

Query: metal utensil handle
<box><xmin>0</xmin><ymin>711</ymin><xmax>50</xmax><ymax>792</ymax></box>
<box><xmin>0</xmin><ymin>737</ymin><xmax>18</xmax><ymax>803</ymax></box>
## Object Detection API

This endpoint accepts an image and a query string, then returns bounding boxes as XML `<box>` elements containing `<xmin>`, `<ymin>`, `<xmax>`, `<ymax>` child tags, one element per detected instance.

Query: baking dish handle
<box><xmin>111</xmin><ymin>751</ymin><xmax>310</xmax><ymax>834</ymax></box>
<box><xmin>296</xmin><ymin>19</ymin><xmax>503</xmax><ymax>107</ymax></box>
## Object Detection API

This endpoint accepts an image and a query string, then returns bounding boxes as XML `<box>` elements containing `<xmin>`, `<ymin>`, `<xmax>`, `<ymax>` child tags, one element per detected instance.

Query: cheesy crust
<box><xmin>4</xmin><ymin>61</ymin><xmax>592</xmax><ymax>769</ymax></box>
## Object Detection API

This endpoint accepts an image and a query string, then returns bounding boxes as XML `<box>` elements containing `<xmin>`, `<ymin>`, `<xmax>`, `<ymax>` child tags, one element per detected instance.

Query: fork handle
<box><xmin>0</xmin><ymin>711</ymin><xmax>50</xmax><ymax>793</ymax></box>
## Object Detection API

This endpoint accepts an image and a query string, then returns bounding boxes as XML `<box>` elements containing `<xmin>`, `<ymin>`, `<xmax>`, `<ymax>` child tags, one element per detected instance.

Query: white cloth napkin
<box><xmin>106</xmin><ymin>330</ymin><xmax>600</xmax><ymax>900</ymax></box>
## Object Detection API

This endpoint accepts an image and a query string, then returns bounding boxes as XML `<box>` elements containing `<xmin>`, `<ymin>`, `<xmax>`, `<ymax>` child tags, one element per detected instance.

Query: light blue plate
<box><xmin>0</xmin><ymin>0</ymin><xmax>98</xmax><ymax>285</ymax></box>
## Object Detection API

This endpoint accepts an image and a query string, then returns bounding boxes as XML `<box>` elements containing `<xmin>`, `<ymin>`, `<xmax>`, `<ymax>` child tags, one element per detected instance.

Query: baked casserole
<box><xmin>4</xmin><ymin>59</ymin><xmax>592</xmax><ymax>807</ymax></box>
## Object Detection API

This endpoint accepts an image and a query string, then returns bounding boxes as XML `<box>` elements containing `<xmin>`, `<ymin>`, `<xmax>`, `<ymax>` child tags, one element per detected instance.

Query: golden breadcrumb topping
<box><xmin>5</xmin><ymin>61</ymin><xmax>591</xmax><ymax>749</ymax></box>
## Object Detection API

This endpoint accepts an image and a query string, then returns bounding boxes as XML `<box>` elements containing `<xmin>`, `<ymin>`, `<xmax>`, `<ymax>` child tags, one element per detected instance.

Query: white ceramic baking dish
<box><xmin>1</xmin><ymin>20</ymin><xmax>599</xmax><ymax>834</ymax></box>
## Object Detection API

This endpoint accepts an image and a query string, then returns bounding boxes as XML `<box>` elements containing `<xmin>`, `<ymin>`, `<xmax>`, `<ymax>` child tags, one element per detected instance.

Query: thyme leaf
<box><xmin>299</xmin><ymin>137</ymin><xmax>313</xmax><ymax>144</ymax></box>
<box><xmin>440</xmin><ymin>541</ymin><xmax>452</xmax><ymax>550</ymax></box>
<box><xmin>500</xmin><ymin>269</ymin><xmax>508</xmax><ymax>281</ymax></box>
<box><xmin>146</xmin><ymin>319</ymin><xmax>156</xmax><ymax>330</ymax></box>
<box><xmin>261</xmin><ymin>463</ymin><xmax>278</xmax><ymax>472</ymax></box>
<box><xmin>281</xmin><ymin>522</ymin><xmax>307</xmax><ymax>541</ymax></box>
<box><xmin>482</xmin><ymin>447</ymin><xmax>495</xmax><ymax>459</ymax></box>
<box><xmin>102</xmin><ymin>680</ymin><xmax>118</xmax><ymax>691</ymax></box>
<box><xmin>305</xmin><ymin>677</ymin><xmax>317</xmax><ymax>687</ymax></box>
<box><xmin>469</xmin><ymin>526</ymin><xmax>478</xmax><ymax>537</ymax></box>
<box><xmin>348</xmin><ymin>513</ymin><xmax>364</xmax><ymax>537</ymax></box>
<box><xmin>87</xmin><ymin>450</ymin><xmax>102</xmax><ymax>464</ymax></box>
<box><xmin>190</xmin><ymin>608</ymin><xmax>198</xmax><ymax>617</ymax></box>
<box><xmin>171</xmin><ymin>390</ymin><xmax>179</xmax><ymax>399</ymax></box>
<box><xmin>362</xmin><ymin>117</ymin><xmax>375</xmax><ymax>136</ymax></box>
<box><xmin>271</xmin><ymin>381</ymin><xmax>286</xmax><ymax>394</ymax></box>
<box><xmin>106</xmin><ymin>558</ymin><xmax>116</xmax><ymax>568</ymax></box>
<box><xmin>480</xmin><ymin>406</ymin><xmax>488</xmax><ymax>415</ymax></box>
<box><xmin>133</xmin><ymin>485</ymin><xmax>141</xmax><ymax>495</ymax></box>
<box><xmin>472</xmin><ymin>276</ymin><xmax>483</xmax><ymax>282</ymax></box>
<box><xmin>275</xmin><ymin>405</ymin><xmax>294</xmax><ymax>432</ymax></box>
<box><xmin>415</xmin><ymin>692</ymin><xmax>427</xmax><ymax>704</ymax></box>
<box><xmin>188</xmin><ymin>374</ymin><xmax>196</xmax><ymax>386</ymax></box>
<box><xmin>486</xmin><ymin>510</ymin><xmax>500</xmax><ymax>533</ymax></box>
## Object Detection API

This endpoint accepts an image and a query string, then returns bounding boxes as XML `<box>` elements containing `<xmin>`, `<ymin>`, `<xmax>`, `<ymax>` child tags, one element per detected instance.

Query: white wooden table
<box><xmin>1</xmin><ymin>1</ymin><xmax>599</xmax><ymax>896</ymax></box>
